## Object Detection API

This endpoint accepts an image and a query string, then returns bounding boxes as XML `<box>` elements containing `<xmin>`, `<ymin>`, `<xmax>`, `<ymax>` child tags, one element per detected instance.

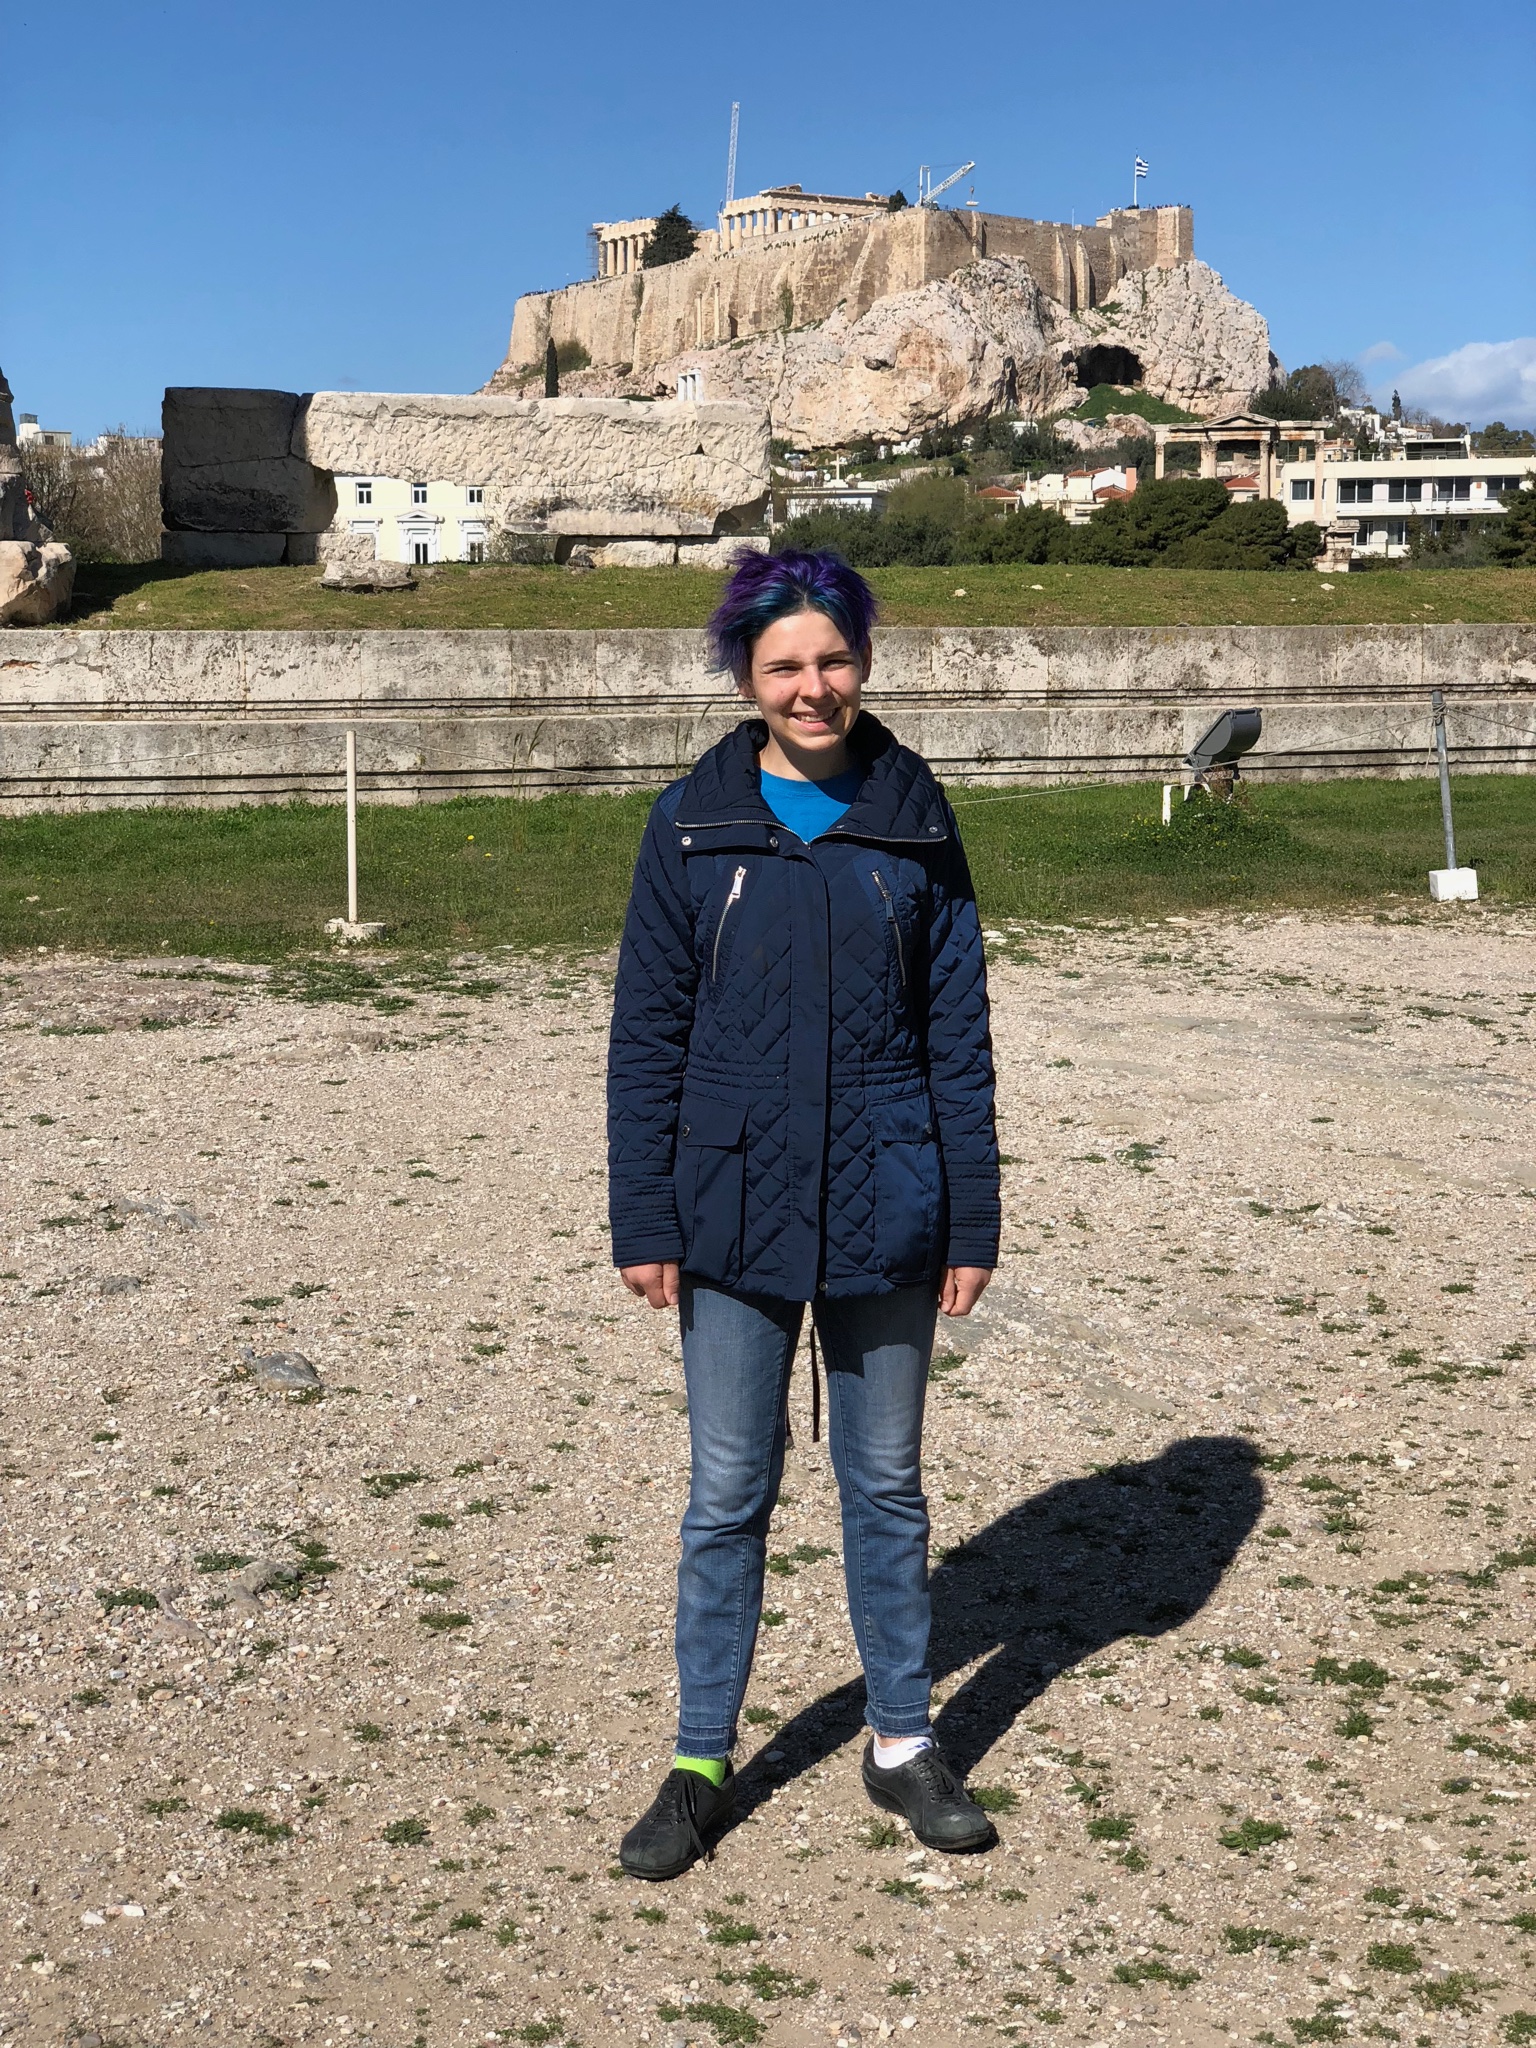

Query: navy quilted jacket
<box><xmin>607</xmin><ymin>713</ymin><xmax>1000</xmax><ymax>1301</ymax></box>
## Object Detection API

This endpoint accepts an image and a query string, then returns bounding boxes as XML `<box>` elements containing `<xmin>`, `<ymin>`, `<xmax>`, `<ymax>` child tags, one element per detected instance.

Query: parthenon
<box><xmin>594</xmin><ymin>185</ymin><xmax>893</xmax><ymax>277</ymax></box>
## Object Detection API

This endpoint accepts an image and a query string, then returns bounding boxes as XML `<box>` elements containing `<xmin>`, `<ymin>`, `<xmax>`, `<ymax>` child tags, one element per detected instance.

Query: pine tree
<box><xmin>642</xmin><ymin>205</ymin><xmax>698</xmax><ymax>268</ymax></box>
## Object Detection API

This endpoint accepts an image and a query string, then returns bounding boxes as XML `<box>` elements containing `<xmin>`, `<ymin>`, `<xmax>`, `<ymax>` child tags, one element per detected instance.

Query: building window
<box><xmin>1432</xmin><ymin>478</ymin><xmax>1472</xmax><ymax>502</ymax></box>
<box><xmin>1387</xmin><ymin>480</ymin><xmax>1423</xmax><ymax>502</ymax></box>
<box><xmin>412</xmin><ymin>483</ymin><xmax>429</xmax><ymax>506</ymax></box>
<box><xmin>465</xmin><ymin>539</ymin><xmax>485</xmax><ymax>564</ymax></box>
<box><xmin>412</xmin><ymin>539</ymin><xmax>431</xmax><ymax>565</ymax></box>
<box><xmin>355</xmin><ymin>480</ymin><xmax>373</xmax><ymax>506</ymax></box>
<box><xmin>466</xmin><ymin>485</ymin><xmax>484</xmax><ymax>505</ymax></box>
<box><xmin>1290</xmin><ymin>478</ymin><xmax>1315</xmax><ymax>502</ymax></box>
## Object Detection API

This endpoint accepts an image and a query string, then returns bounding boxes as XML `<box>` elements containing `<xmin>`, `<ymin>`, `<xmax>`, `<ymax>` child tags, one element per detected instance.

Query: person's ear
<box><xmin>735</xmin><ymin>669</ymin><xmax>756</xmax><ymax>702</ymax></box>
<box><xmin>859</xmin><ymin>638</ymin><xmax>873</xmax><ymax>681</ymax></box>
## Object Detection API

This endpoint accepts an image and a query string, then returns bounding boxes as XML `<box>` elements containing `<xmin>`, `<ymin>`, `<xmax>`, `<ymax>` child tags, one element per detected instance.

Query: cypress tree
<box><xmin>544</xmin><ymin>338</ymin><xmax>559</xmax><ymax>398</ymax></box>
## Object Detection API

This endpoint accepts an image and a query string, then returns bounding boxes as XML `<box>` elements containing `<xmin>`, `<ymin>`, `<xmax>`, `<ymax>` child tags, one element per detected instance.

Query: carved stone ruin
<box><xmin>0</xmin><ymin>367</ymin><xmax>75</xmax><ymax>626</ymax></box>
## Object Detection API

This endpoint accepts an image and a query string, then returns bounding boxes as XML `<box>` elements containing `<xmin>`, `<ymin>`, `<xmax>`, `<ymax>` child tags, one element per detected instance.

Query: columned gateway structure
<box><xmin>717</xmin><ymin>184</ymin><xmax>890</xmax><ymax>248</ymax></box>
<box><xmin>593</xmin><ymin>216</ymin><xmax>660</xmax><ymax>278</ymax></box>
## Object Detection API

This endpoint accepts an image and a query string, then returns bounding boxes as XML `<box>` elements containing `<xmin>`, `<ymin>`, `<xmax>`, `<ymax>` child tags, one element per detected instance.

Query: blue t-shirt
<box><xmin>759</xmin><ymin>765</ymin><xmax>865</xmax><ymax>842</ymax></box>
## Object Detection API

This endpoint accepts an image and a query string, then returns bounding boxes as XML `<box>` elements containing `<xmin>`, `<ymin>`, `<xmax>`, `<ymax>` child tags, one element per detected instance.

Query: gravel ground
<box><xmin>2</xmin><ymin>911</ymin><xmax>1534</xmax><ymax>2048</ymax></box>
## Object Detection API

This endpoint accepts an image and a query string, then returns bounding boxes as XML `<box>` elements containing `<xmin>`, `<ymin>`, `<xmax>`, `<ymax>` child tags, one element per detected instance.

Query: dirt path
<box><xmin>3</xmin><ymin>911</ymin><xmax>1534</xmax><ymax>2048</ymax></box>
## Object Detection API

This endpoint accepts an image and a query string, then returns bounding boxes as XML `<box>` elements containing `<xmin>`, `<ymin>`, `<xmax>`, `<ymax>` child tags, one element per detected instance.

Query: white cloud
<box><xmin>1387</xmin><ymin>337</ymin><xmax>1536</xmax><ymax>426</ymax></box>
<box><xmin>1360</xmin><ymin>339</ymin><xmax>1404</xmax><ymax>364</ymax></box>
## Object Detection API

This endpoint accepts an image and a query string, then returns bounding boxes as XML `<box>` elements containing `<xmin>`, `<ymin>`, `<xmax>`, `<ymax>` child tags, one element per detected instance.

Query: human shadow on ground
<box><xmin>728</xmin><ymin>1433</ymin><xmax>1264</xmax><ymax>1825</ymax></box>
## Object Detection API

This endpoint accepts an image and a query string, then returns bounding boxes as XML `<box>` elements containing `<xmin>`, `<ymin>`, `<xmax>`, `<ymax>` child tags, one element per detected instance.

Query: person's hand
<box><xmin>620</xmin><ymin>1261</ymin><xmax>680</xmax><ymax>1310</ymax></box>
<box><xmin>940</xmin><ymin>1266</ymin><xmax>992</xmax><ymax>1318</ymax></box>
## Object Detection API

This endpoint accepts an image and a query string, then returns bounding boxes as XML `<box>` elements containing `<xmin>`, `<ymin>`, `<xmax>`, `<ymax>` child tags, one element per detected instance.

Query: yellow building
<box><xmin>333</xmin><ymin>474</ymin><xmax>491</xmax><ymax>564</ymax></box>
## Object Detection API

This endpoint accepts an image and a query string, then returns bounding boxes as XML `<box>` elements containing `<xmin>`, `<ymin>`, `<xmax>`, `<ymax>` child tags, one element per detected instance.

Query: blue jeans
<box><xmin>674</xmin><ymin>1278</ymin><xmax>938</xmax><ymax>1759</ymax></box>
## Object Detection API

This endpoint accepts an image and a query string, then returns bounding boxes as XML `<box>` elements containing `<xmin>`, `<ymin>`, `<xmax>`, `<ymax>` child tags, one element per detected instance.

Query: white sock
<box><xmin>871</xmin><ymin>1731</ymin><xmax>934</xmax><ymax>1770</ymax></box>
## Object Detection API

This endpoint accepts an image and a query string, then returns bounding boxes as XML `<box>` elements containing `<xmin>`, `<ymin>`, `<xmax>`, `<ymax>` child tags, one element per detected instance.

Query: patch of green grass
<box><xmin>64</xmin><ymin>560</ymin><xmax>1536</xmax><ymax>634</ymax></box>
<box><xmin>1086</xmin><ymin>1813</ymin><xmax>1135</xmax><ymax>1842</ymax></box>
<box><xmin>1112</xmin><ymin>1959</ymin><xmax>1200</xmax><ymax>1989</ymax></box>
<box><xmin>1365</xmin><ymin>1941</ymin><xmax>1422</xmax><ymax>1973</ymax></box>
<box><xmin>655</xmin><ymin>1999</ymin><xmax>762</xmax><ymax>2045</ymax></box>
<box><xmin>362</xmin><ymin>1469</ymin><xmax>431</xmax><ymax>1499</ymax></box>
<box><xmin>215</xmin><ymin>1806</ymin><xmax>292</xmax><ymax>1842</ymax></box>
<box><xmin>1311</xmin><ymin>1655</ymin><xmax>1391</xmax><ymax>1693</ymax></box>
<box><xmin>95</xmin><ymin>1586</ymin><xmax>158</xmax><ymax>1612</ymax></box>
<box><xmin>382</xmin><ymin>1816</ymin><xmax>430</xmax><ymax>1845</ymax></box>
<box><xmin>971</xmin><ymin>1785</ymin><xmax>1019</xmax><ymax>1814</ymax></box>
<box><xmin>1226</xmin><ymin>1924</ymin><xmax>1304</xmax><ymax>1957</ymax></box>
<box><xmin>193</xmin><ymin>1549</ymin><xmax>253</xmax><ymax>1573</ymax></box>
<box><xmin>418</xmin><ymin>1611</ymin><xmax>472</xmax><ymax>1632</ymax></box>
<box><xmin>722</xmin><ymin>1962</ymin><xmax>817</xmax><ymax>2000</ymax></box>
<box><xmin>704</xmin><ymin>1912</ymin><xmax>761</xmax><ymax>1946</ymax></box>
<box><xmin>6</xmin><ymin>772</ymin><xmax>1536</xmax><ymax>961</ymax></box>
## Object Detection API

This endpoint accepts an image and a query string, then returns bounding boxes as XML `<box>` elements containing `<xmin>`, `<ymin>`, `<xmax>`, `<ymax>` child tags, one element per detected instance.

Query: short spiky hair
<box><xmin>706</xmin><ymin>548</ymin><xmax>879</xmax><ymax>682</ymax></box>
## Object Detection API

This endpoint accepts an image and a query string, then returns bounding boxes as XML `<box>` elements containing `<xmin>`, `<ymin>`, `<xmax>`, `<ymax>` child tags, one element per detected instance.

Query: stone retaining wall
<box><xmin>1</xmin><ymin>625</ymin><xmax>1532</xmax><ymax>813</ymax></box>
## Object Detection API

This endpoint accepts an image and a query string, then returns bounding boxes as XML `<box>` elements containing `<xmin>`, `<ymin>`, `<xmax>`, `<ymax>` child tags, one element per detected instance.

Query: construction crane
<box><xmin>917</xmin><ymin>161</ymin><xmax>976</xmax><ymax>208</ymax></box>
<box><xmin>723</xmin><ymin>102</ymin><xmax>740</xmax><ymax>209</ymax></box>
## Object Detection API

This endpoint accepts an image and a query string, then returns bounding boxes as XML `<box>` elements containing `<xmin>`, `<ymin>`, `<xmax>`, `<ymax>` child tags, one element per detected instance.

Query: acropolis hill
<box><xmin>486</xmin><ymin>188</ymin><xmax>1279</xmax><ymax>446</ymax></box>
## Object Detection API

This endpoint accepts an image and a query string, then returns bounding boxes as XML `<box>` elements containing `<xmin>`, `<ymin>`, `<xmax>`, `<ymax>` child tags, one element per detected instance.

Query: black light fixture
<box><xmin>1184</xmin><ymin>707</ymin><xmax>1262</xmax><ymax>797</ymax></box>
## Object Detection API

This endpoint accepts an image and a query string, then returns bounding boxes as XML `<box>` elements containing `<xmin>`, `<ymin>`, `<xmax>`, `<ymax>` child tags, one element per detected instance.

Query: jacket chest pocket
<box><xmin>869</xmin><ymin>866</ymin><xmax>913</xmax><ymax>995</ymax></box>
<box><xmin>675</xmin><ymin>1093</ymin><xmax>748</xmax><ymax>1281</ymax></box>
<box><xmin>706</xmin><ymin>864</ymin><xmax>750</xmax><ymax>983</ymax></box>
<box><xmin>872</xmin><ymin>1096</ymin><xmax>943</xmax><ymax>1281</ymax></box>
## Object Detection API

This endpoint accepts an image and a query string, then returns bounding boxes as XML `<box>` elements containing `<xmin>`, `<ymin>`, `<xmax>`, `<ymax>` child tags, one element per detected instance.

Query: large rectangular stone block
<box><xmin>161</xmin><ymin>387</ymin><xmax>337</xmax><ymax>535</ymax></box>
<box><xmin>160</xmin><ymin>531</ymin><xmax>288</xmax><ymax>568</ymax></box>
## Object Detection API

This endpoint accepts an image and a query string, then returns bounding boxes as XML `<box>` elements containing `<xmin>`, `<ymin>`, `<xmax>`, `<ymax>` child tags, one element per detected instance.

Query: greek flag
<box><xmin>1134</xmin><ymin>157</ymin><xmax>1149</xmax><ymax>178</ymax></box>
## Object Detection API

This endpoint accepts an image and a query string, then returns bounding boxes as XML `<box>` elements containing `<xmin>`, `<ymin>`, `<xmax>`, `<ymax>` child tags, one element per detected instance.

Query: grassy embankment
<box><xmin>62</xmin><ymin>559</ymin><xmax>1536</xmax><ymax>631</ymax></box>
<box><xmin>4</xmin><ymin>777</ymin><xmax>1533</xmax><ymax>962</ymax></box>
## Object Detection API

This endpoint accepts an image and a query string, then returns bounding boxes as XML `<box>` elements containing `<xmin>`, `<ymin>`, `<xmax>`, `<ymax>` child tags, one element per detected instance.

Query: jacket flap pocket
<box><xmin>678</xmin><ymin>1095</ymin><xmax>748</xmax><ymax>1148</ymax></box>
<box><xmin>872</xmin><ymin>1098</ymin><xmax>934</xmax><ymax>1144</ymax></box>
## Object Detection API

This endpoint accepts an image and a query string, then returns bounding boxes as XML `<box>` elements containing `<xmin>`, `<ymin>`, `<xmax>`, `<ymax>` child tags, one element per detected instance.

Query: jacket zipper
<box><xmin>712</xmin><ymin>866</ymin><xmax>747</xmax><ymax>979</ymax></box>
<box><xmin>871</xmin><ymin>869</ymin><xmax>907</xmax><ymax>992</ymax></box>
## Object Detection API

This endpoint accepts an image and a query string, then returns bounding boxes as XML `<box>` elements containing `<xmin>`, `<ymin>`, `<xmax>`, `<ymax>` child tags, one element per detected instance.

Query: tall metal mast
<box><xmin>724</xmin><ymin>102</ymin><xmax>739</xmax><ymax>209</ymax></box>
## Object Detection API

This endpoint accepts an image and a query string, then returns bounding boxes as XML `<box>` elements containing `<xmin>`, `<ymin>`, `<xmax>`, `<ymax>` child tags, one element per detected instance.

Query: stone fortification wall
<box><xmin>3</xmin><ymin>625</ymin><xmax>1531</xmax><ymax>813</ymax></box>
<box><xmin>491</xmin><ymin>205</ymin><xmax>1268</xmax><ymax>444</ymax></box>
<box><xmin>500</xmin><ymin>206</ymin><xmax>1195</xmax><ymax>387</ymax></box>
<box><xmin>160</xmin><ymin>389</ymin><xmax>771</xmax><ymax>568</ymax></box>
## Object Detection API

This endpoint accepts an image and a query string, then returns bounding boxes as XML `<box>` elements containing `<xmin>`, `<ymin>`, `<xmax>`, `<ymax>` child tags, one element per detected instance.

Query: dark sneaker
<box><xmin>619</xmin><ymin>1765</ymin><xmax>735</xmax><ymax>1881</ymax></box>
<box><xmin>861</xmin><ymin>1741</ymin><xmax>994</xmax><ymax>1852</ymax></box>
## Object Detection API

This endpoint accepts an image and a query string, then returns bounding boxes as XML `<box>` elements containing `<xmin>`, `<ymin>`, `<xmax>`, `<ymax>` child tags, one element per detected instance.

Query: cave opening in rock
<box><xmin>1074</xmin><ymin>344</ymin><xmax>1145</xmax><ymax>388</ymax></box>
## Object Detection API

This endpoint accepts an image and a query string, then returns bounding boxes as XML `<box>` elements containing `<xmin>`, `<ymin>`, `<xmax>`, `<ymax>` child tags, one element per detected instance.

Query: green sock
<box><xmin>673</xmin><ymin>1754</ymin><xmax>727</xmax><ymax>1786</ymax></box>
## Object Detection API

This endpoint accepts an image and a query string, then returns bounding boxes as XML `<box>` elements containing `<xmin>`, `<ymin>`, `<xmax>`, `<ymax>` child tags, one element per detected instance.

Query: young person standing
<box><xmin>607</xmin><ymin>549</ymin><xmax>1001</xmax><ymax>1878</ymax></box>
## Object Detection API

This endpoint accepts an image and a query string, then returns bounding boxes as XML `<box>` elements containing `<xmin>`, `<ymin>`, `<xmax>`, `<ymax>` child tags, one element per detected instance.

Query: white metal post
<box><xmin>345</xmin><ymin>728</ymin><xmax>358</xmax><ymax>925</ymax></box>
<box><xmin>1162</xmin><ymin>784</ymin><xmax>1173</xmax><ymax>826</ymax></box>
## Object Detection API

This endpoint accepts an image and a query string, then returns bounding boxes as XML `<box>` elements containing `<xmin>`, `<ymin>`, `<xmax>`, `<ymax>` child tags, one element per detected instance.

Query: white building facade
<box><xmin>1278</xmin><ymin>449</ymin><xmax>1536</xmax><ymax>561</ymax></box>
<box><xmin>334</xmin><ymin>475</ymin><xmax>492</xmax><ymax>564</ymax></box>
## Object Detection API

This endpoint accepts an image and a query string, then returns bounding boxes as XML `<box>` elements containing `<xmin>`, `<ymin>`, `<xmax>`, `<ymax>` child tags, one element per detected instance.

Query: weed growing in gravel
<box><xmin>142</xmin><ymin>1795</ymin><xmax>190</xmax><ymax>1816</ymax></box>
<box><xmin>705</xmin><ymin>1911</ymin><xmax>760</xmax><ymax>1945</ymax></box>
<box><xmin>216</xmin><ymin>1807</ymin><xmax>292</xmax><ymax>1842</ymax></box>
<box><xmin>860</xmin><ymin>1820</ymin><xmax>901</xmax><ymax>1849</ymax></box>
<box><xmin>1220</xmin><ymin>1817</ymin><xmax>1291</xmax><ymax>1853</ymax></box>
<box><xmin>972</xmin><ymin>1786</ymin><xmax>1019</xmax><ymax>1813</ymax></box>
<box><xmin>1226</xmin><ymin>1924</ymin><xmax>1304</xmax><ymax>1957</ymax></box>
<box><xmin>382</xmin><ymin>1817</ymin><xmax>430</xmax><ymax>1845</ymax></box>
<box><xmin>95</xmin><ymin>1586</ymin><xmax>158</xmax><ymax>1612</ymax></box>
<box><xmin>363</xmin><ymin>1469</ymin><xmax>431</xmax><ymax>1498</ymax></box>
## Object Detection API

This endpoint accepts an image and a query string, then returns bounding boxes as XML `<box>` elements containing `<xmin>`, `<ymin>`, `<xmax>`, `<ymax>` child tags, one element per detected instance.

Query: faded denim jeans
<box><xmin>673</xmin><ymin>1277</ymin><xmax>937</xmax><ymax>1759</ymax></box>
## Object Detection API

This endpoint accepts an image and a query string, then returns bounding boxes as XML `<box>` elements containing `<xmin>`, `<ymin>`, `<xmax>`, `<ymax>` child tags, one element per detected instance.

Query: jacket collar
<box><xmin>673</xmin><ymin>713</ymin><xmax>949</xmax><ymax>848</ymax></box>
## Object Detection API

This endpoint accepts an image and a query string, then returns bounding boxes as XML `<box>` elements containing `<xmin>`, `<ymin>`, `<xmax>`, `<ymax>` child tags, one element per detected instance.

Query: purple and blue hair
<box><xmin>706</xmin><ymin>547</ymin><xmax>879</xmax><ymax>681</ymax></box>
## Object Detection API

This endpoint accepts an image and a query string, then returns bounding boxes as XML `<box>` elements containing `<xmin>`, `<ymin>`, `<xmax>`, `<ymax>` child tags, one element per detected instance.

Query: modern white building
<box><xmin>1278</xmin><ymin>450</ymin><xmax>1536</xmax><ymax>561</ymax></box>
<box><xmin>1014</xmin><ymin>465</ymin><xmax>1137</xmax><ymax>524</ymax></box>
<box><xmin>15</xmin><ymin>413</ymin><xmax>71</xmax><ymax>450</ymax></box>
<box><xmin>334</xmin><ymin>475</ymin><xmax>492</xmax><ymax>564</ymax></box>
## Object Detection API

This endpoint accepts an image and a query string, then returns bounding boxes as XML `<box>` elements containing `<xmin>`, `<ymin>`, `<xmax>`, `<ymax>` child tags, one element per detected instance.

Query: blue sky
<box><xmin>7</xmin><ymin>0</ymin><xmax>1534</xmax><ymax>435</ymax></box>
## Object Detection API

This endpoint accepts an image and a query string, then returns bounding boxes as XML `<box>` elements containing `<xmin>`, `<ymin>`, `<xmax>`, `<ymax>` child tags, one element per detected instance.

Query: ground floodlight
<box><xmin>1184</xmin><ymin>707</ymin><xmax>1262</xmax><ymax>773</ymax></box>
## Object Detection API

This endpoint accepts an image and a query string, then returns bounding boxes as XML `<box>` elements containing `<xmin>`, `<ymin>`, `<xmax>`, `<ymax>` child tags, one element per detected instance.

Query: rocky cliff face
<box><xmin>496</xmin><ymin>247</ymin><xmax>1276</xmax><ymax>447</ymax></box>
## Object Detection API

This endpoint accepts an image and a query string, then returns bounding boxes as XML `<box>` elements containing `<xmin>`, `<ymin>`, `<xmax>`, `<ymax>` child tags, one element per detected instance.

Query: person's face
<box><xmin>738</xmin><ymin>607</ymin><xmax>867</xmax><ymax>765</ymax></box>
